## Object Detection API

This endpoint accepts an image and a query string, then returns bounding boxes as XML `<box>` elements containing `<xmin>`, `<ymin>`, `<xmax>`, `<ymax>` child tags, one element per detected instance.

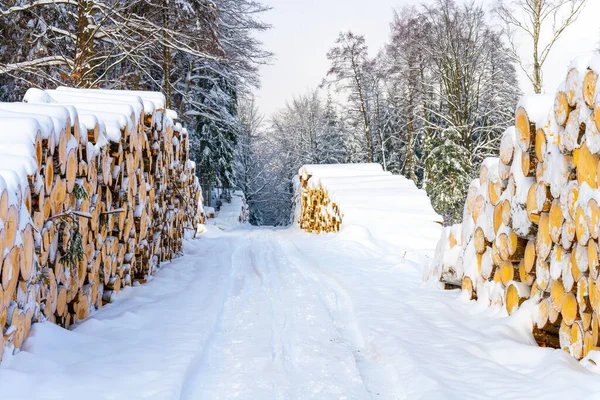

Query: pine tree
<box><xmin>420</xmin><ymin>0</ymin><xmax>520</xmax><ymax>222</ymax></box>
<box><xmin>195</xmin><ymin>74</ymin><xmax>239</xmax><ymax>188</ymax></box>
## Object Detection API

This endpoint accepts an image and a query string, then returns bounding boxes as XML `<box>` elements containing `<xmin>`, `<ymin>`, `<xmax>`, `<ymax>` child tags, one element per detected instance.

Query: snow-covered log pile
<box><xmin>429</xmin><ymin>56</ymin><xmax>600</xmax><ymax>360</ymax></box>
<box><xmin>0</xmin><ymin>87</ymin><xmax>203</xmax><ymax>359</ymax></box>
<box><xmin>294</xmin><ymin>164</ymin><xmax>442</xmax><ymax>242</ymax></box>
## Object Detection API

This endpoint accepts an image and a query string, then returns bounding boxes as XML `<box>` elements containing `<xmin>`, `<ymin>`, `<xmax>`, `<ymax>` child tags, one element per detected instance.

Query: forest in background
<box><xmin>242</xmin><ymin>0</ymin><xmax>521</xmax><ymax>225</ymax></box>
<box><xmin>0</xmin><ymin>0</ymin><xmax>588</xmax><ymax>226</ymax></box>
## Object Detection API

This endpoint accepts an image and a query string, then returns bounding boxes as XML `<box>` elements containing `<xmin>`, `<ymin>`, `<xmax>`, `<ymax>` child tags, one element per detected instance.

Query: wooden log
<box><xmin>555</xmin><ymin>90</ymin><xmax>571</xmax><ymax>127</ymax></box>
<box><xmin>562</xmin><ymin>292</ymin><xmax>578</xmax><ymax>326</ymax></box>
<box><xmin>500</xmin><ymin>128</ymin><xmax>515</xmax><ymax>165</ymax></box>
<box><xmin>593</xmin><ymin>278</ymin><xmax>600</xmax><ymax>315</ymax></box>
<box><xmin>488</xmin><ymin>180</ymin><xmax>502</xmax><ymax>207</ymax></box>
<box><xmin>19</xmin><ymin>224</ymin><xmax>35</xmax><ymax>282</ymax></box>
<box><xmin>521</xmin><ymin>150</ymin><xmax>537</xmax><ymax>177</ymax></box>
<box><xmin>586</xmin><ymin>199</ymin><xmax>600</xmax><ymax>241</ymax></box>
<box><xmin>577</xmin><ymin>275</ymin><xmax>592</xmax><ymax>317</ymax></box>
<box><xmin>562</xmin><ymin>215</ymin><xmax>576</xmax><ymax>250</ymax></box>
<box><xmin>571</xmin><ymin>244</ymin><xmax>588</xmax><ymax>282</ymax></box>
<box><xmin>516</xmin><ymin>106</ymin><xmax>535</xmax><ymax>151</ymax></box>
<box><xmin>4</xmin><ymin>204</ymin><xmax>19</xmax><ymax>249</ymax></box>
<box><xmin>535</xmin><ymin>128</ymin><xmax>547</xmax><ymax>162</ymax></box>
<box><xmin>461</xmin><ymin>276</ymin><xmax>475</xmax><ymax>300</ymax></box>
<box><xmin>526</xmin><ymin>184</ymin><xmax>540</xmax><ymax>223</ymax></box>
<box><xmin>536</xmin><ymin>259</ymin><xmax>551</xmax><ymax>291</ymax></box>
<box><xmin>505</xmin><ymin>281</ymin><xmax>531</xmax><ymax>315</ymax></box>
<box><xmin>550</xmin><ymin>280</ymin><xmax>565</xmax><ymax>312</ymax></box>
<box><xmin>536</xmin><ymin>212</ymin><xmax>552</xmax><ymax>261</ymax></box>
<box><xmin>524</xmin><ymin>240</ymin><xmax>536</xmax><ymax>274</ymax></box>
<box><xmin>583</xmin><ymin>70</ymin><xmax>598</xmax><ymax>109</ymax></box>
<box><xmin>519</xmin><ymin>259</ymin><xmax>535</xmax><ymax>286</ymax></box>
<box><xmin>575</xmin><ymin>205</ymin><xmax>590</xmax><ymax>246</ymax></box>
<box><xmin>570</xmin><ymin>320</ymin><xmax>585</xmax><ymax>360</ymax></box>
<box><xmin>576</xmin><ymin>141</ymin><xmax>599</xmax><ymax>188</ymax></box>
<box><xmin>564</xmin><ymin>106</ymin><xmax>586</xmax><ymax>152</ymax></box>
<box><xmin>589</xmin><ymin>240</ymin><xmax>599</xmax><ymax>280</ymax></box>
<box><xmin>500</xmin><ymin>260</ymin><xmax>517</xmax><ymax>286</ymax></box>
<box><xmin>493</xmin><ymin>203</ymin><xmax>504</xmax><ymax>234</ymax></box>
<box><xmin>491</xmin><ymin>240</ymin><xmax>503</xmax><ymax>266</ymax></box>
<box><xmin>473</xmin><ymin>226</ymin><xmax>489</xmax><ymax>255</ymax></box>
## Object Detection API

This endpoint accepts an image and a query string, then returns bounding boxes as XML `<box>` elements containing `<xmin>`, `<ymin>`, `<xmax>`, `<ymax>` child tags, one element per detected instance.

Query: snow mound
<box><xmin>294</xmin><ymin>163</ymin><xmax>443</xmax><ymax>250</ymax></box>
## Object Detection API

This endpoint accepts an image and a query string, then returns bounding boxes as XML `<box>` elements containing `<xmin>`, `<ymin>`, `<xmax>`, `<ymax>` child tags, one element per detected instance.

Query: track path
<box><xmin>1</xmin><ymin>226</ymin><xmax>599</xmax><ymax>399</ymax></box>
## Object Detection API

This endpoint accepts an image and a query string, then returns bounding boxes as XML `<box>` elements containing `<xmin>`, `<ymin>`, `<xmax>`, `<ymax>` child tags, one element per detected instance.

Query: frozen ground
<box><xmin>1</xmin><ymin>223</ymin><xmax>600</xmax><ymax>399</ymax></box>
<box><xmin>208</xmin><ymin>191</ymin><xmax>247</xmax><ymax>231</ymax></box>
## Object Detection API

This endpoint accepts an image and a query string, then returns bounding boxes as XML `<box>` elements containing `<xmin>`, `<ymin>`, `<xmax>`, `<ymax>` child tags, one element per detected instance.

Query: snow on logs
<box><xmin>0</xmin><ymin>87</ymin><xmax>203</xmax><ymax>359</ymax></box>
<box><xmin>294</xmin><ymin>163</ymin><xmax>442</xmax><ymax>246</ymax></box>
<box><xmin>429</xmin><ymin>56</ymin><xmax>600</xmax><ymax>361</ymax></box>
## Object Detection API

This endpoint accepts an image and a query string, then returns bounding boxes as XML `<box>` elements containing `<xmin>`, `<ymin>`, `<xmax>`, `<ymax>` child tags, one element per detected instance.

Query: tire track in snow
<box><xmin>178</xmin><ymin>234</ymin><xmax>252</xmax><ymax>400</ymax></box>
<box><xmin>179</xmin><ymin>228</ymin><xmax>374</xmax><ymax>399</ymax></box>
<box><xmin>278</xmin><ymin>236</ymin><xmax>408</xmax><ymax>400</ymax></box>
<box><xmin>260</xmin><ymin>230</ymin><xmax>374</xmax><ymax>399</ymax></box>
<box><xmin>178</xmin><ymin>230</ymin><xmax>291</xmax><ymax>399</ymax></box>
<box><xmin>249</xmin><ymin>231</ymin><xmax>292</xmax><ymax>398</ymax></box>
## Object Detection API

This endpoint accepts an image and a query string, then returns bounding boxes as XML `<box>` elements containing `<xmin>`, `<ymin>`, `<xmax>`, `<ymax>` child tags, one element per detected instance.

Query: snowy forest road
<box><xmin>2</xmin><ymin>226</ymin><xmax>600</xmax><ymax>399</ymax></box>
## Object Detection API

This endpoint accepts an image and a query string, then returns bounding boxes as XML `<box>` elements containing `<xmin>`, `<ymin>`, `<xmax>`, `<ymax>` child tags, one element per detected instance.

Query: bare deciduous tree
<box><xmin>495</xmin><ymin>0</ymin><xmax>588</xmax><ymax>93</ymax></box>
<box><xmin>325</xmin><ymin>32</ymin><xmax>374</xmax><ymax>162</ymax></box>
<box><xmin>0</xmin><ymin>0</ymin><xmax>220</xmax><ymax>89</ymax></box>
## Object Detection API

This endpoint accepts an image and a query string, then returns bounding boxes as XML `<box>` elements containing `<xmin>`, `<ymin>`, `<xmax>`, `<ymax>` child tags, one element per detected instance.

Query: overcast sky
<box><xmin>254</xmin><ymin>0</ymin><xmax>600</xmax><ymax>118</ymax></box>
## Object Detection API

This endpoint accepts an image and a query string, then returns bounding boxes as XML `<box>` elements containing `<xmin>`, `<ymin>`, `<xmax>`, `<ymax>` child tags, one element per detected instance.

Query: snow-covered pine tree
<box><xmin>173</xmin><ymin>0</ymin><xmax>271</xmax><ymax>195</ymax></box>
<box><xmin>325</xmin><ymin>32</ymin><xmax>374</xmax><ymax>163</ymax></box>
<box><xmin>420</xmin><ymin>0</ymin><xmax>519</xmax><ymax>223</ymax></box>
<box><xmin>194</xmin><ymin>74</ymin><xmax>239</xmax><ymax>189</ymax></box>
<box><xmin>233</xmin><ymin>97</ymin><xmax>271</xmax><ymax>224</ymax></box>
<box><xmin>384</xmin><ymin>7</ymin><xmax>431</xmax><ymax>182</ymax></box>
<box><xmin>322</xmin><ymin>93</ymin><xmax>348</xmax><ymax>164</ymax></box>
<box><xmin>425</xmin><ymin>130</ymin><xmax>472</xmax><ymax>222</ymax></box>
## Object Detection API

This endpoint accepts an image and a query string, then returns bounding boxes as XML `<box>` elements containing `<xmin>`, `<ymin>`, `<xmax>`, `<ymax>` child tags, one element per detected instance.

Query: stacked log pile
<box><xmin>294</xmin><ymin>164</ymin><xmax>442</xmax><ymax>236</ymax></box>
<box><xmin>295</xmin><ymin>164</ymin><xmax>386</xmax><ymax>233</ymax></box>
<box><xmin>296</xmin><ymin>170</ymin><xmax>342</xmax><ymax>233</ymax></box>
<box><xmin>0</xmin><ymin>87</ymin><xmax>203</xmax><ymax>359</ymax></box>
<box><xmin>429</xmin><ymin>56</ymin><xmax>600</xmax><ymax>360</ymax></box>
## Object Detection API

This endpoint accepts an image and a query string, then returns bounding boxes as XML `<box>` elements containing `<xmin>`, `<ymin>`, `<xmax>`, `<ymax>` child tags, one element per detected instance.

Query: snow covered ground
<box><xmin>208</xmin><ymin>191</ymin><xmax>248</xmax><ymax>231</ymax></box>
<box><xmin>1</xmin><ymin>223</ymin><xmax>600</xmax><ymax>398</ymax></box>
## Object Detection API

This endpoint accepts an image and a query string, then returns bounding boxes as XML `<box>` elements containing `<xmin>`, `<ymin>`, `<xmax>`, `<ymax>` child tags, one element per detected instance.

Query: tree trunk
<box><xmin>73</xmin><ymin>0</ymin><xmax>94</xmax><ymax>87</ymax></box>
<box><xmin>532</xmin><ymin>0</ymin><xmax>542</xmax><ymax>94</ymax></box>
<box><xmin>374</xmin><ymin>90</ymin><xmax>386</xmax><ymax>170</ymax></box>
<box><xmin>405</xmin><ymin>87</ymin><xmax>416</xmax><ymax>182</ymax></box>
<box><xmin>163</xmin><ymin>0</ymin><xmax>172</xmax><ymax>108</ymax></box>
<box><xmin>358</xmin><ymin>89</ymin><xmax>372</xmax><ymax>162</ymax></box>
<box><xmin>351</xmin><ymin>59</ymin><xmax>372</xmax><ymax>162</ymax></box>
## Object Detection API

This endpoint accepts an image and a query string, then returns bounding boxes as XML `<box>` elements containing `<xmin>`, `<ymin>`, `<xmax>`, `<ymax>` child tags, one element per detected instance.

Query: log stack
<box><xmin>294</xmin><ymin>164</ymin><xmax>443</xmax><ymax>245</ymax></box>
<box><xmin>0</xmin><ymin>87</ymin><xmax>203</xmax><ymax>360</ymax></box>
<box><xmin>296</xmin><ymin>168</ymin><xmax>342</xmax><ymax>233</ymax></box>
<box><xmin>429</xmin><ymin>56</ymin><xmax>600</xmax><ymax>360</ymax></box>
<box><xmin>295</xmin><ymin>164</ymin><xmax>393</xmax><ymax>233</ymax></box>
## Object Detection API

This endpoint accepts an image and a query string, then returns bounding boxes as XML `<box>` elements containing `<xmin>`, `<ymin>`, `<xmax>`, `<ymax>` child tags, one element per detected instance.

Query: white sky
<box><xmin>254</xmin><ymin>0</ymin><xmax>600</xmax><ymax>118</ymax></box>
